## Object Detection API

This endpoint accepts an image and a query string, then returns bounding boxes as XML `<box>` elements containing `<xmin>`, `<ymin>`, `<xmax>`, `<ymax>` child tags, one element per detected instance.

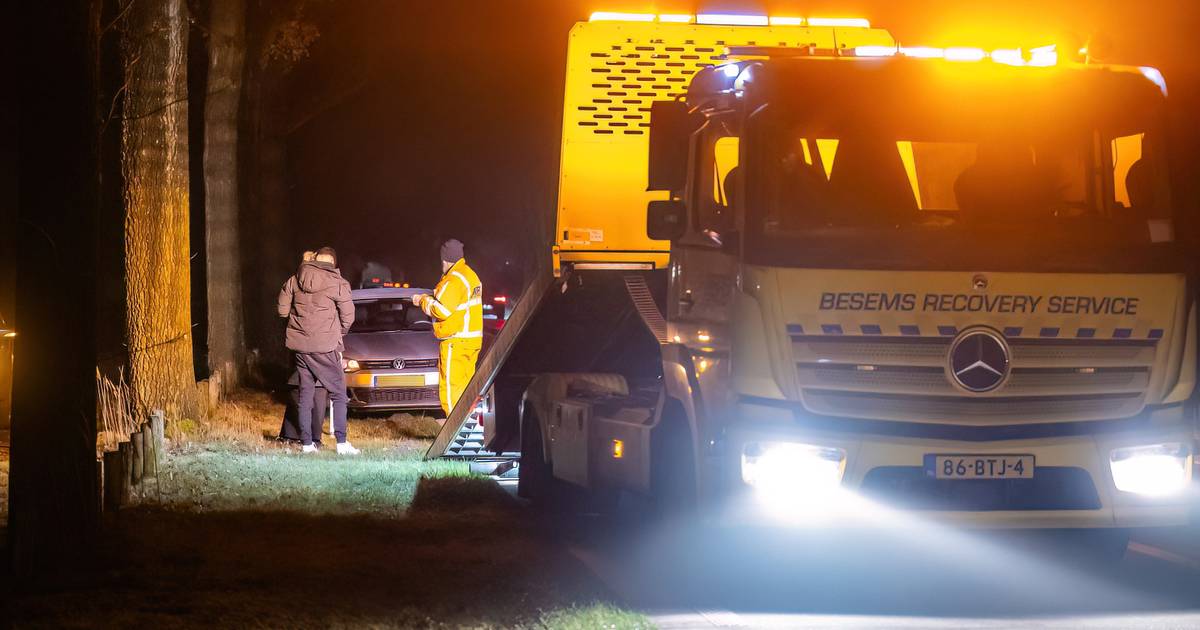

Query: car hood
<box><xmin>343</xmin><ymin>330</ymin><xmax>438</xmax><ymax>361</ymax></box>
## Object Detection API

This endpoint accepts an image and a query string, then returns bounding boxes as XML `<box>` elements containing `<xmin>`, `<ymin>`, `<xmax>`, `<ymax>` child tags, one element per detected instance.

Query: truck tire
<box><xmin>518</xmin><ymin>408</ymin><xmax>553</xmax><ymax>504</ymax></box>
<box><xmin>650</xmin><ymin>404</ymin><xmax>696</xmax><ymax>522</ymax></box>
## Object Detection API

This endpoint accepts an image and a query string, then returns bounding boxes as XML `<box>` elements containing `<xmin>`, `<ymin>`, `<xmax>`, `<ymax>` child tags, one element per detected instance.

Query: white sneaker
<box><xmin>336</xmin><ymin>441</ymin><xmax>361</xmax><ymax>456</ymax></box>
<box><xmin>301</xmin><ymin>444</ymin><xmax>319</xmax><ymax>454</ymax></box>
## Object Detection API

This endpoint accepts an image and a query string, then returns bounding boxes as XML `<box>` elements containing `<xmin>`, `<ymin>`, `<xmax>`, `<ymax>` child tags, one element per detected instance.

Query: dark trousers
<box><xmin>281</xmin><ymin>384</ymin><xmax>328</xmax><ymax>444</ymax></box>
<box><xmin>295</xmin><ymin>351</ymin><xmax>349</xmax><ymax>444</ymax></box>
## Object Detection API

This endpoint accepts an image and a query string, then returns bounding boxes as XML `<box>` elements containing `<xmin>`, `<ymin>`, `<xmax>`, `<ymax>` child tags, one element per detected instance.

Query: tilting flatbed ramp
<box><xmin>426</xmin><ymin>267</ymin><xmax>558</xmax><ymax>459</ymax></box>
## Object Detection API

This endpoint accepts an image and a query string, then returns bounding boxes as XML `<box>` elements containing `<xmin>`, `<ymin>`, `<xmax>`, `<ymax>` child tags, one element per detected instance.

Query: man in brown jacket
<box><xmin>277</xmin><ymin>246</ymin><xmax>358</xmax><ymax>454</ymax></box>
<box><xmin>278</xmin><ymin>251</ymin><xmax>329</xmax><ymax>446</ymax></box>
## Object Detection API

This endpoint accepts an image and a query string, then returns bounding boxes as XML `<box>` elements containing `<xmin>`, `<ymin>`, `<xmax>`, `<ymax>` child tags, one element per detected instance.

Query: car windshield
<box><xmin>350</xmin><ymin>298</ymin><xmax>432</xmax><ymax>333</ymax></box>
<box><xmin>735</xmin><ymin>60</ymin><xmax>1180</xmax><ymax>272</ymax></box>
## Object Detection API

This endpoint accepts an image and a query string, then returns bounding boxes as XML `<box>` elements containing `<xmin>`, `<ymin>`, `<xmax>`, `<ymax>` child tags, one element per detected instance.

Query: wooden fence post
<box><xmin>141</xmin><ymin>422</ymin><xmax>156</xmax><ymax>478</ymax></box>
<box><xmin>131</xmin><ymin>430</ymin><xmax>144</xmax><ymax>488</ymax></box>
<box><xmin>151</xmin><ymin>409</ymin><xmax>165</xmax><ymax>451</ymax></box>
<box><xmin>96</xmin><ymin>458</ymin><xmax>105</xmax><ymax>516</ymax></box>
<box><xmin>103</xmin><ymin>449</ymin><xmax>124</xmax><ymax>512</ymax></box>
<box><xmin>119</xmin><ymin>441</ymin><xmax>133</xmax><ymax>505</ymax></box>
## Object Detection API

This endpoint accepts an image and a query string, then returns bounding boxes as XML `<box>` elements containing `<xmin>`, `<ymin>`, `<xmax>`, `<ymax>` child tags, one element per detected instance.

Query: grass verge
<box><xmin>9</xmin><ymin>388</ymin><xmax>651</xmax><ymax>628</ymax></box>
<box><xmin>532</xmin><ymin>603</ymin><xmax>655</xmax><ymax>629</ymax></box>
<box><xmin>155</xmin><ymin>446</ymin><xmax>470</xmax><ymax>516</ymax></box>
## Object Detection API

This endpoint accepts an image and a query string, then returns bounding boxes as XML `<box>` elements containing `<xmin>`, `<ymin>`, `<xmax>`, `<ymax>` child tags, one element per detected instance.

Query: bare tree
<box><xmin>204</xmin><ymin>0</ymin><xmax>247</xmax><ymax>393</ymax></box>
<box><xmin>8</xmin><ymin>0</ymin><xmax>100</xmax><ymax>579</ymax></box>
<box><xmin>240</xmin><ymin>1</ymin><xmax>323</xmax><ymax>377</ymax></box>
<box><xmin>120</xmin><ymin>0</ymin><xmax>196</xmax><ymax>412</ymax></box>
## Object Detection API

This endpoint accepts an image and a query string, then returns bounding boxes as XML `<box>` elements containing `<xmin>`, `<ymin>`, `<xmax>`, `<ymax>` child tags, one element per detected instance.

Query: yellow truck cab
<box><xmin>431</xmin><ymin>13</ymin><xmax>1195</xmax><ymax>547</ymax></box>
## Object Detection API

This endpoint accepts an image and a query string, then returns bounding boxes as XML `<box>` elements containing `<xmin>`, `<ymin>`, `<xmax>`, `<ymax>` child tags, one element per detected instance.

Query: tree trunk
<box><xmin>9</xmin><ymin>0</ymin><xmax>100</xmax><ymax>579</ymax></box>
<box><xmin>204</xmin><ymin>0</ymin><xmax>247</xmax><ymax>394</ymax></box>
<box><xmin>120</xmin><ymin>0</ymin><xmax>195</xmax><ymax>414</ymax></box>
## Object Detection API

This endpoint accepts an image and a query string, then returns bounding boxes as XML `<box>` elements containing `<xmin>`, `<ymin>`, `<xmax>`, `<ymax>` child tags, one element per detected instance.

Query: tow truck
<box><xmin>430</xmin><ymin>12</ymin><xmax>1195</xmax><ymax>547</ymax></box>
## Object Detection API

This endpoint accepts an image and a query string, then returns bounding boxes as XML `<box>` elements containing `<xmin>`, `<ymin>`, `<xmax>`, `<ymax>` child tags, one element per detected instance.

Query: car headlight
<box><xmin>742</xmin><ymin>442</ymin><xmax>846</xmax><ymax>498</ymax></box>
<box><xmin>1110</xmin><ymin>442</ymin><xmax>1192</xmax><ymax>497</ymax></box>
<box><xmin>343</xmin><ymin>359</ymin><xmax>360</xmax><ymax>373</ymax></box>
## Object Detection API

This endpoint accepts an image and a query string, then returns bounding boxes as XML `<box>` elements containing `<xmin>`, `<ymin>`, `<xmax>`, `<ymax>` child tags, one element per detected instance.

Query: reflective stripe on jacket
<box><xmin>421</xmin><ymin>258</ymin><xmax>483</xmax><ymax>340</ymax></box>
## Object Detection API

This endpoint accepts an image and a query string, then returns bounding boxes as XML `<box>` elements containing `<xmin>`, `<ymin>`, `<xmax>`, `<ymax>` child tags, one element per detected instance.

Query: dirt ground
<box><xmin>4</xmin><ymin>392</ymin><xmax>647</xmax><ymax>629</ymax></box>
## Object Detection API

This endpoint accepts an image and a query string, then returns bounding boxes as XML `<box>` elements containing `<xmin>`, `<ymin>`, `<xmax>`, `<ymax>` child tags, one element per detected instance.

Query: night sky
<box><xmin>278</xmin><ymin>1</ymin><xmax>1200</xmax><ymax>290</ymax></box>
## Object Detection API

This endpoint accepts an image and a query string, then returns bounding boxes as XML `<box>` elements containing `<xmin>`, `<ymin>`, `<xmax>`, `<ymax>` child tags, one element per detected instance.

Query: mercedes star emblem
<box><xmin>948</xmin><ymin>328</ymin><xmax>1011</xmax><ymax>393</ymax></box>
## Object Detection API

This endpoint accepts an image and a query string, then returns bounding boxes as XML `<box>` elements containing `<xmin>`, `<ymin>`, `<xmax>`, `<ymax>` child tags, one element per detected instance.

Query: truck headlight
<box><xmin>742</xmin><ymin>442</ymin><xmax>846</xmax><ymax>498</ymax></box>
<box><xmin>1110</xmin><ymin>443</ymin><xmax>1192</xmax><ymax>497</ymax></box>
<box><xmin>343</xmin><ymin>359</ymin><xmax>360</xmax><ymax>373</ymax></box>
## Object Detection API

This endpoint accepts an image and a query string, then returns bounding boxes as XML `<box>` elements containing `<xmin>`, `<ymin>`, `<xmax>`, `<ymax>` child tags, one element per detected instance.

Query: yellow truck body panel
<box><xmin>555</xmin><ymin>20</ymin><xmax>895</xmax><ymax>268</ymax></box>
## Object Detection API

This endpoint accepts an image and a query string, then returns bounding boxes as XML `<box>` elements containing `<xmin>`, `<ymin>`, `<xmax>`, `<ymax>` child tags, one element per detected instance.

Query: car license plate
<box><xmin>375</xmin><ymin>374</ymin><xmax>425</xmax><ymax>387</ymax></box>
<box><xmin>930</xmin><ymin>454</ymin><xmax>1034</xmax><ymax>479</ymax></box>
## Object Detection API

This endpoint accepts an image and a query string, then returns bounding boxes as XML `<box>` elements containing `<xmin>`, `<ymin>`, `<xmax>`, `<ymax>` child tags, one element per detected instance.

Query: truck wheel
<box><xmin>650</xmin><ymin>409</ymin><xmax>696</xmax><ymax>522</ymax></box>
<box><xmin>518</xmin><ymin>409</ymin><xmax>552</xmax><ymax>504</ymax></box>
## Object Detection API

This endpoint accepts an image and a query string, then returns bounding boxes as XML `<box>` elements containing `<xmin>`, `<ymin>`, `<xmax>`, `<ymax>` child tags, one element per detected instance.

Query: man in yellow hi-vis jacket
<box><xmin>413</xmin><ymin>239</ymin><xmax>483</xmax><ymax>416</ymax></box>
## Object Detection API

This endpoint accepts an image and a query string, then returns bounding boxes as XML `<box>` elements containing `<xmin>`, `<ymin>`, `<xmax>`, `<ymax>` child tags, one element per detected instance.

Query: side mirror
<box><xmin>648</xmin><ymin>101</ymin><xmax>700</xmax><ymax>192</ymax></box>
<box><xmin>647</xmin><ymin>199</ymin><xmax>687</xmax><ymax>241</ymax></box>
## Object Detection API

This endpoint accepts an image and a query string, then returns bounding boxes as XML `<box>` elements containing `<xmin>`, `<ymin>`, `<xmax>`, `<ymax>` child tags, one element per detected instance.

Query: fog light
<box><xmin>1110</xmin><ymin>443</ymin><xmax>1192</xmax><ymax>496</ymax></box>
<box><xmin>742</xmin><ymin>442</ymin><xmax>846</xmax><ymax>498</ymax></box>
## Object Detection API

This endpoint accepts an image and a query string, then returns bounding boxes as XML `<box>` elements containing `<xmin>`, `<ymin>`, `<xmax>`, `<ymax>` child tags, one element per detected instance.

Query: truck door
<box><xmin>667</xmin><ymin>126</ymin><xmax>739</xmax><ymax>419</ymax></box>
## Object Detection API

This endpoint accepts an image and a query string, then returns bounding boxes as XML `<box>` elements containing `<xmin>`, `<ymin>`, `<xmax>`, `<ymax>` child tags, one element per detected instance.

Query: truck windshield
<box><xmin>351</xmin><ymin>299</ymin><xmax>432</xmax><ymax>333</ymax></box>
<box><xmin>740</xmin><ymin>62</ymin><xmax>1179</xmax><ymax>272</ymax></box>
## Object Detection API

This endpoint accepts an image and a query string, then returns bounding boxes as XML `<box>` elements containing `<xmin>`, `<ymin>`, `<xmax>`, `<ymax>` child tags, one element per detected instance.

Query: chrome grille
<box><xmin>792</xmin><ymin>336</ymin><xmax>1156</xmax><ymax>423</ymax></box>
<box><xmin>354</xmin><ymin>387</ymin><xmax>439</xmax><ymax>404</ymax></box>
<box><xmin>792</xmin><ymin>337</ymin><xmax>1157</xmax><ymax>368</ymax></box>
<box><xmin>359</xmin><ymin>358</ymin><xmax>438</xmax><ymax>370</ymax></box>
<box><xmin>802</xmin><ymin>390</ymin><xmax>1145</xmax><ymax>424</ymax></box>
<box><xmin>797</xmin><ymin>365</ymin><xmax>1149</xmax><ymax>397</ymax></box>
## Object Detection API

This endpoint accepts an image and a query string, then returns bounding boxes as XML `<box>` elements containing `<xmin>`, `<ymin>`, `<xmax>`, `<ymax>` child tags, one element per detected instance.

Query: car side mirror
<box><xmin>647</xmin><ymin>199</ymin><xmax>687</xmax><ymax>241</ymax></box>
<box><xmin>647</xmin><ymin>101</ymin><xmax>700</xmax><ymax>192</ymax></box>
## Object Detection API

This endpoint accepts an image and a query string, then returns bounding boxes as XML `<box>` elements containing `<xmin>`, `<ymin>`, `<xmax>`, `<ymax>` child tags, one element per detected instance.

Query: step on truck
<box><xmin>429</xmin><ymin>12</ymin><xmax>1196</xmax><ymax>542</ymax></box>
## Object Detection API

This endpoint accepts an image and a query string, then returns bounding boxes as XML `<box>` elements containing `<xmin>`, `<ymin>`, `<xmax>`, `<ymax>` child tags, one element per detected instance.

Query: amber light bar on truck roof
<box><xmin>732</xmin><ymin>42</ymin><xmax>1167</xmax><ymax>95</ymax></box>
<box><xmin>854</xmin><ymin>43</ymin><xmax>1060</xmax><ymax>66</ymax></box>
<box><xmin>728</xmin><ymin>44</ymin><xmax>1058</xmax><ymax>66</ymax></box>
<box><xmin>853</xmin><ymin>43</ymin><xmax>1166</xmax><ymax>94</ymax></box>
<box><xmin>588</xmin><ymin>12</ymin><xmax>870</xmax><ymax>28</ymax></box>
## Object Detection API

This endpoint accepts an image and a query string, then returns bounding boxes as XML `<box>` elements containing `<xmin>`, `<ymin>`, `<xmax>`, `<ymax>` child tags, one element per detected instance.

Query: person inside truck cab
<box><xmin>826</xmin><ymin>136</ymin><xmax>918</xmax><ymax>228</ymax></box>
<box><xmin>953</xmin><ymin>141</ymin><xmax>1058</xmax><ymax>224</ymax></box>
<box><xmin>761</xmin><ymin>142</ymin><xmax>831</xmax><ymax>231</ymax></box>
<box><xmin>1124</xmin><ymin>134</ymin><xmax>1166</xmax><ymax>215</ymax></box>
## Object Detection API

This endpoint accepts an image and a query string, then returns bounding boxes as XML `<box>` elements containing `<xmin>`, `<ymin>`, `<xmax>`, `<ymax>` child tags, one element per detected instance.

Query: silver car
<box><xmin>342</xmin><ymin>288</ymin><xmax>441</xmax><ymax>411</ymax></box>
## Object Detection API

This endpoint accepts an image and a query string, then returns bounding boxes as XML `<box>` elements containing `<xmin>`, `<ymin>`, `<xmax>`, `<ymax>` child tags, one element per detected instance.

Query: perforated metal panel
<box><xmin>555</xmin><ymin>21</ymin><xmax>895</xmax><ymax>267</ymax></box>
<box><xmin>576</xmin><ymin>42</ymin><xmax>725</xmax><ymax>136</ymax></box>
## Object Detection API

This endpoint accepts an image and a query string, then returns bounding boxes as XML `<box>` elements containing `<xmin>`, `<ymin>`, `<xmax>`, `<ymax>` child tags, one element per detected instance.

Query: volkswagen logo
<box><xmin>392</xmin><ymin>358</ymin><xmax>405</xmax><ymax>370</ymax></box>
<box><xmin>948</xmin><ymin>328</ymin><xmax>1010</xmax><ymax>393</ymax></box>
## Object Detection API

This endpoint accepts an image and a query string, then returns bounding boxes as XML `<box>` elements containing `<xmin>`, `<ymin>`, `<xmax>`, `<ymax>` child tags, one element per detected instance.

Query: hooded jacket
<box><xmin>277</xmin><ymin>261</ymin><xmax>355</xmax><ymax>353</ymax></box>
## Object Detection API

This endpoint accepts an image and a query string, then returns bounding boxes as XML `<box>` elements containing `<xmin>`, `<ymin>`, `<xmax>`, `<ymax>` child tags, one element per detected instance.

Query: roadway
<box><xmin>553</xmin><ymin>505</ymin><xmax>1200</xmax><ymax>628</ymax></box>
